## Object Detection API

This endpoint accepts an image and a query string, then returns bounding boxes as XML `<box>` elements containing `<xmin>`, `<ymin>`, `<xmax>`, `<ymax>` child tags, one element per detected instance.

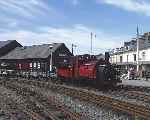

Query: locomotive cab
<box><xmin>95</xmin><ymin>52</ymin><xmax>120</xmax><ymax>87</ymax></box>
<box><xmin>96</xmin><ymin>64</ymin><xmax>120</xmax><ymax>87</ymax></box>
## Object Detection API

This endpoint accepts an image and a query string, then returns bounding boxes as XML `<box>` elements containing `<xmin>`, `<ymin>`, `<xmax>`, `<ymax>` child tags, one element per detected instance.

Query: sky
<box><xmin>0</xmin><ymin>0</ymin><xmax>150</xmax><ymax>54</ymax></box>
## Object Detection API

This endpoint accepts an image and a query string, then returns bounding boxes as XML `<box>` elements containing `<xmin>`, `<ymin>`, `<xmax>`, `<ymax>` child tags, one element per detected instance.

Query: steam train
<box><xmin>57</xmin><ymin>52</ymin><xmax>121</xmax><ymax>87</ymax></box>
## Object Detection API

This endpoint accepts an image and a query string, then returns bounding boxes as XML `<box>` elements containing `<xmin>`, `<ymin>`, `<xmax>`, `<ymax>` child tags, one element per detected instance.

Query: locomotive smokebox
<box><xmin>105</xmin><ymin>52</ymin><xmax>110</xmax><ymax>64</ymax></box>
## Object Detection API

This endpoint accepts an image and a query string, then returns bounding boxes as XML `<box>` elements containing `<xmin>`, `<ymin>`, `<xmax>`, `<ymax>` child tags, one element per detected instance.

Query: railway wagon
<box><xmin>57</xmin><ymin>66</ymin><xmax>73</xmax><ymax>79</ymax></box>
<box><xmin>79</xmin><ymin>60</ymin><xmax>97</xmax><ymax>80</ymax></box>
<box><xmin>57</xmin><ymin>53</ymin><xmax>120</xmax><ymax>87</ymax></box>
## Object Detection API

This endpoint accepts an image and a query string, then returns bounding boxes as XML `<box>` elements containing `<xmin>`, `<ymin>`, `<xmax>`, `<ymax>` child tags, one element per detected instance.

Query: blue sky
<box><xmin>0</xmin><ymin>0</ymin><xmax>150</xmax><ymax>54</ymax></box>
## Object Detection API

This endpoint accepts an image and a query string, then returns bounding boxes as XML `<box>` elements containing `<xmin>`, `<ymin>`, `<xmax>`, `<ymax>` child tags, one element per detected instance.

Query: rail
<box><xmin>128</xmin><ymin>91</ymin><xmax>150</xmax><ymax>102</ymax></box>
<box><xmin>2</xmin><ymin>78</ymin><xmax>150</xmax><ymax>119</ymax></box>
<box><xmin>52</xmin><ymin>85</ymin><xmax>150</xmax><ymax>119</ymax></box>
<box><xmin>1</xmin><ymin>81</ymin><xmax>88</xmax><ymax>120</ymax></box>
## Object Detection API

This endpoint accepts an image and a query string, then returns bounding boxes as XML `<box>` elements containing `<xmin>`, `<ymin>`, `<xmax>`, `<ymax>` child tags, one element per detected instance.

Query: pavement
<box><xmin>120</xmin><ymin>79</ymin><xmax>150</xmax><ymax>87</ymax></box>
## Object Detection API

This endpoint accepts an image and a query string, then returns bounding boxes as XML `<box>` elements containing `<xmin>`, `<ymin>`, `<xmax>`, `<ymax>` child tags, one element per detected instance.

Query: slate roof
<box><xmin>0</xmin><ymin>40</ymin><xmax>16</xmax><ymax>48</ymax></box>
<box><xmin>0</xmin><ymin>43</ymin><xmax>63</xmax><ymax>60</ymax></box>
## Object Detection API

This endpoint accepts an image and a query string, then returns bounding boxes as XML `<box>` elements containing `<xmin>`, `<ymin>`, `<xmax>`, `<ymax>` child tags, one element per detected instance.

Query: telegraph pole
<box><xmin>136</xmin><ymin>26</ymin><xmax>140</xmax><ymax>72</ymax></box>
<box><xmin>90</xmin><ymin>32</ymin><xmax>96</xmax><ymax>55</ymax></box>
<box><xmin>91</xmin><ymin>32</ymin><xmax>93</xmax><ymax>55</ymax></box>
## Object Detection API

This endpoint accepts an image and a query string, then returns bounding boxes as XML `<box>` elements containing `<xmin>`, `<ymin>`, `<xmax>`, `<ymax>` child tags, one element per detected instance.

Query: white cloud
<box><xmin>0</xmin><ymin>0</ymin><xmax>64</xmax><ymax>25</ymax></box>
<box><xmin>0</xmin><ymin>0</ymin><xmax>35</xmax><ymax>18</ymax></box>
<box><xmin>0</xmin><ymin>25</ymin><xmax>126</xmax><ymax>55</ymax></box>
<box><xmin>97</xmin><ymin>0</ymin><xmax>150</xmax><ymax>16</ymax></box>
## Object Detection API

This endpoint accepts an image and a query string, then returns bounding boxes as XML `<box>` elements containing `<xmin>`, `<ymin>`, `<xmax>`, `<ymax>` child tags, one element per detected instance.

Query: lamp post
<box><xmin>50</xmin><ymin>52</ymin><xmax>53</xmax><ymax>74</ymax></box>
<box><xmin>91</xmin><ymin>32</ymin><xmax>93</xmax><ymax>55</ymax></box>
<box><xmin>136</xmin><ymin>26</ymin><xmax>140</xmax><ymax>72</ymax></box>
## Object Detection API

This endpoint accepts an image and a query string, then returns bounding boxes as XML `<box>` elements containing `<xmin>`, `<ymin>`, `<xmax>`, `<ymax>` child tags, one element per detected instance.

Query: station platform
<box><xmin>120</xmin><ymin>79</ymin><xmax>150</xmax><ymax>87</ymax></box>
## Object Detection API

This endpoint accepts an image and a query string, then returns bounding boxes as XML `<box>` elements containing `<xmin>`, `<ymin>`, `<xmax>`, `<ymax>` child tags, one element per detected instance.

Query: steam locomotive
<box><xmin>57</xmin><ymin>52</ymin><xmax>121</xmax><ymax>87</ymax></box>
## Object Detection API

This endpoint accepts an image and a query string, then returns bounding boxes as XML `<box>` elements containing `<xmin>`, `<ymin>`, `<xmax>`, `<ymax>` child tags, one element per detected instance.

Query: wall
<box><xmin>111</xmin><ymin>48</ymin><xmax>150</xmax><ymax>64</ymax></box>
<box><xmin>110</xmin><ymin>48</ymin><xmax>150</xmax><ymax>72</ymax></box>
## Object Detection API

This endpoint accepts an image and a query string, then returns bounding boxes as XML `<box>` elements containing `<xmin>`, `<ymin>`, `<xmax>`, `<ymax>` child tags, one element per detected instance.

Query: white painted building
<box><xmin>110</xmin><ymin>32</ymin><xmax>150</xmax><ymax>73</ymax></box>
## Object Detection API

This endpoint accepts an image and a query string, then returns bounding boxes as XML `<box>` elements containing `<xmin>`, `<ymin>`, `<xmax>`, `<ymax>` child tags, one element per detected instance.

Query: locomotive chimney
<box><xmin>105</xmin><ymin>52</ymin><xmax>110</xmax><ymax>64</ymax></box>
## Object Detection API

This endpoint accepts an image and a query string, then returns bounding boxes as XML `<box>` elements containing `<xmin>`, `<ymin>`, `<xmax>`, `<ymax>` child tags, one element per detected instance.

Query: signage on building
<box><xmin>59</xmin><ymin>53</ymin><xmax>67</xmax><ymax>57</ymax></box>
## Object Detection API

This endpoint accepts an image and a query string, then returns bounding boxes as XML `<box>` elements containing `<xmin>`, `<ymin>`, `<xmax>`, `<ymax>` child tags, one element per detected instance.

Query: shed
<box><xmin>0</xmin><ymin>43</ymin><xmax>73</xmax><ymax>77</ymax></box>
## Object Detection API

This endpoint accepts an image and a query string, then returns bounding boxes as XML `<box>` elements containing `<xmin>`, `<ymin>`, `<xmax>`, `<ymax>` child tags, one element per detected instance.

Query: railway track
<box><xmin>0</xmin><ymin>86</ymin><xmax>43</xmax><ymax>120</ymax></box>
<box><xmin>7</xmin><ymin>78</ymin><xmax>150</xmax><ymax>119</ymax></box>
<box><xmin>1</xmin><ymin>77</ymin><xmax>150</xmax><ymax>119</ymax></box>
<box><xmin>1</xmin><ymin>80</ymin><xmax>89</xmax><ymax>120</ymax></box>
<box><xmin>51</xmin><ymin>85</ymin><xmax>150</xmax><ymax>119</ymax></box>
<box><xmin>127</xmin><ymin>91</ymin><xmax>150</xmax><ymax>102</ymax></box>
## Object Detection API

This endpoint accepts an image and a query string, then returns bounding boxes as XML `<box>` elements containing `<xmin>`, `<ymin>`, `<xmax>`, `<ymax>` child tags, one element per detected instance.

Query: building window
<box><xmin>148</xmin><ymin>36</ymin><xmax>150</xmax><ymax>43</ymax></box>
<box><xmin>120</xmin><ymin>56</ymin><xmax>123</xmax><ymax>63</ymax></box>
<box><xmin>33</xmin><ymin>62</ymin><xmax>36</xmax><ymax>68</ymax></box>
<box><xmin>127</xmin><ymin>55</ymin><xmax>128</xmax><ymax>62</ymax></box>
<box><xmin>29</xmin><ymin>63</ymin><xmax>32</xmax><ymax>68</ymax></box>
<box><xmin>133</xmin><ymin>54</ymin><xmax>136</xmax><ymax>61</ymax></box>
<box><xmin>38</xmin><ymin>63</ymin><xmax>40</xmax><ymax>69</ymax></box>
<box><xmin>142</xmin><ymin>52</ymin><xmax>146</xmax><ymax>60</ymax></box>
<box><xmin>19</xmin><ymin>64</ymin><xmax>21</xmax><ymax>69</ymax></box>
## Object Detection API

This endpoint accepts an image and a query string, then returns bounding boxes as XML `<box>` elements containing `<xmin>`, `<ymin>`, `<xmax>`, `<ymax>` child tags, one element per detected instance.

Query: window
<box><xmin>19</xmin><ymin>64</ymin><xmax>21</xmax><ymax>69</ymax></box>
<box><xmin>120</xmin><ymin>56</ymin><xmax>123</xmax><ymax>63</ymax></box>
<box><xmin>33</xmin><ymin>62</ymin><xmax>36</xmax><ymax>68</ymax></box>
<box><xmin>142</xmin><ymin>52</ymin><xmax>146</xmax><ymax>60</ymax></box>
<box><xmin>38</xmin><ymin>63</ymin><xmax>40</xmax><ymax>69</ymax></box>
<box><xmin>127</xmin><ymin>55</ymin><xmax>128</xmax><ymax>62</ymax></box>
<box><xmin>29</xmin><ymin>63</ymin><xmax>32</xmax><ymax>68</ymax></box>
<box><xmin>148</xmin><ymin>36</ymin><xmax>150</xmax><ymax>43</ymax></box>
<box><xmin>64</xmin><ymin>59</ymin><xmax>67</xmax><ymax>63</ymax></box>
<box><xmin>133</xmin><ymin>54</ymin><xmax>136</xmax><ymax>61</ymax></box>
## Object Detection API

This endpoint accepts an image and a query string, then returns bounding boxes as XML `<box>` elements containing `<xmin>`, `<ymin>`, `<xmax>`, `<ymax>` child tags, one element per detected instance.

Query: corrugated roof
<box><xmin>0</xmin><ymin>40</ymin><xmax>15</xmax><ymax>48</ymax></box>
<box><xmin>0</xmin><ymin>43</ymin><xmax>63</xmax><ymax>60</ymax></box>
